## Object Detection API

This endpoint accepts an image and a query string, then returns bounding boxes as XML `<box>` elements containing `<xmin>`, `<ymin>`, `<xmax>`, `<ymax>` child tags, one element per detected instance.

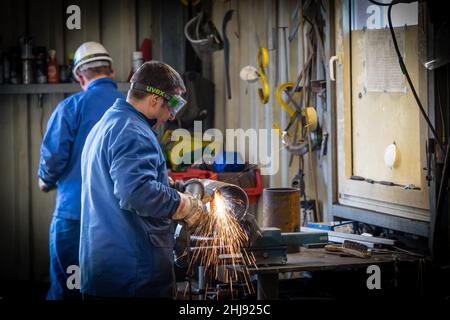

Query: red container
<box><xmin>244</xmin><ymin>169</ymin><xmax>263</xmax><ymax>204</ymax></box>
<box><xmin>168</xmin><ymin>168</ymin><xmax>218</xmax><ymax>182</ymax></box>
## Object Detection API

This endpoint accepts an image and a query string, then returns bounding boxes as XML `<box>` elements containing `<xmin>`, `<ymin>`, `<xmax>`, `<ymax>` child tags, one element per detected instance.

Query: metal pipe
<box><xmin>200</xmin><ymin>179</ymin><xmax>249</xmax><ymax>220</ymax></box>
<box><xmin>263</xmin><ymin>187</ymin><xmax>301</xmax><ymax>253</ymax></box>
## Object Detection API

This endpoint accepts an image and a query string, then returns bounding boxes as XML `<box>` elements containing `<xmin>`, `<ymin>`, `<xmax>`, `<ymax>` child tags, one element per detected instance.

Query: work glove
<box><xmin>172</xmin><ymin>192</ymin><xmax>207</xmax><ymax>228</ymax></box>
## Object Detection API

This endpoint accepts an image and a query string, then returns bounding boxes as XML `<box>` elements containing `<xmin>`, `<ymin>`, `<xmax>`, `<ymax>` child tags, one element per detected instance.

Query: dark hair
<box><xmin>79</xmin><ymin>65</ymin><xmax>112</xmax><ymax>80</ymax></box>
<box><xmin>128</xmin><ymin>61</ymin><xmax>186</xmax><ymax>101</ymax></box>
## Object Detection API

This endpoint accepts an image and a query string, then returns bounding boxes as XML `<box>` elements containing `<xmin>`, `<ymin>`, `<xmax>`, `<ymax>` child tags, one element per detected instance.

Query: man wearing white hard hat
<box><xmin>38</xmin><ymin>42</ymin><xmax>124</xmax><ymax>300</ymax></box>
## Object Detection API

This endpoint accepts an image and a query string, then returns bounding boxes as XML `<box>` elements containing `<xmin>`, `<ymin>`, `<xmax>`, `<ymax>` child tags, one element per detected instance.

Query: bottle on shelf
<box><xmin>47</xmin><ymin>49</ymin><xmax>59</xmax><ymax>83</ymax></box>
<box><xmin>35</xmin><ymin>46</ymin><xmax>48</xmax><ymax>84</ymax></box>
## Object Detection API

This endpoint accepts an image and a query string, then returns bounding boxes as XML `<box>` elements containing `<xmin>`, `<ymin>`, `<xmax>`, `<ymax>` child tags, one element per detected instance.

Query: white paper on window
<box><xmin>364</xmin><ymin>28</ymin><xmax>406</xmax><ymax>93</ymax></box>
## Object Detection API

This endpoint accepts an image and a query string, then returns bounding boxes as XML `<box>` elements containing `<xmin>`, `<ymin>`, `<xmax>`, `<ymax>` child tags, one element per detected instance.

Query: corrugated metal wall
<box><xmin>210</xmin><ymin>0</ymin><xmax>330</xmax><ymax>224</ymax></box>
<box><xmin>0</xmin><ymin>0</ymin><xmax>330</xmax><ymax>282</ymax></box>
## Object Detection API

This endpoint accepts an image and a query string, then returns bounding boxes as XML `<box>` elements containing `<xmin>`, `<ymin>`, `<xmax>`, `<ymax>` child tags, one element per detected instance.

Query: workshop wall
<box><xmin>210</xmin><ymin>0</ymin><xmax>330</xmax><ymax>224</ymax></box>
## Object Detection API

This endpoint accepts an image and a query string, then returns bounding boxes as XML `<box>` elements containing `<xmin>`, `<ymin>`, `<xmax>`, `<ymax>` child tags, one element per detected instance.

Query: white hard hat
<box><xmin>73</xmin><ymin>41</ymin><xmax>113</xmax><ymax>80</ymax></box>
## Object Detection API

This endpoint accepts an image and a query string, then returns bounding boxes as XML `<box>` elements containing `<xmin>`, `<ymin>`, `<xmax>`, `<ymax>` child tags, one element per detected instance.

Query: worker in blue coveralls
<box><xmin>79</xmin><ymin>61</ymin><xmax>207</xmax><ymax>299</ymax></box>
<box><xmin>38</xmin><ymin>42</ymin><xmax>124</xmax><ymax>300</ymax></box>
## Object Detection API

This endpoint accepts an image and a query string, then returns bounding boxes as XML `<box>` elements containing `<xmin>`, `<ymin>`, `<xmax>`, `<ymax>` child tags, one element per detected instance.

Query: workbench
<box><xmin>235</xmin><ymin>248</ymin><xmax>420</xmax><ymax>299</ymax></box>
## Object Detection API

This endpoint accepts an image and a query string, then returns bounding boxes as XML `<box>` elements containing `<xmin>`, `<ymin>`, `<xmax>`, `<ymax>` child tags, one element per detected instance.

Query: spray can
<box><xmin>20</xmin><ymin>36</ymin><xmax>34</xmax><ymax>84</ymax></box>
<box><xmin>22</xmin><ymin>59</ymin><xmax>34</xmax><ymax>84</ymax></box>
<box><xmin>20</xmin><ymin>36</ymin><xmax>34</xmax><ymax>59</ymax></box>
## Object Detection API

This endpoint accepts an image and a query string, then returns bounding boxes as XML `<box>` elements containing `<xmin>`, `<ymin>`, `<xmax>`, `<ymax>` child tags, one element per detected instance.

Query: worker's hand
<box><xmin>172</xmin><ymin>192</ymin><xmax>207</xmax><ymax>228</ymax></box>
<box><xmin>168</xmin><ymin>177</ymin><xmax>185</xmax><ymax>192</ymax></box>
<box><xmin>38</xmin><ymin>178</ymin><xmax>51</xmax><ymax>193</ymax></box>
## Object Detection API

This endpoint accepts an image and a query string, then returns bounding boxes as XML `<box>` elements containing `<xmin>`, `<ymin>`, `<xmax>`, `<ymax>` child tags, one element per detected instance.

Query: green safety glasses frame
<box><xmin>130</xmin><ymin>82</ymin><xmax>187</xmax><ymax>117</ymax></box>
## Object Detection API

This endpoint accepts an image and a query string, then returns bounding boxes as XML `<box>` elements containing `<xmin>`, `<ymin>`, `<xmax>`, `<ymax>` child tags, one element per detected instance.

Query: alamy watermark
<box><xmin>366</xmin><ymin>265</ymin><xmax>381</xmax><ymax>290</ymax></box>
<box><xmin>170</xmin><ymin>121</ymin><xmax>280</xmax><ymax>176</ymax></box>
<box><xmin>66</xmin><ymin>265</ymin><xmax>80</xmax><ymax>290</ymax></box>
<box><xmin>66</xmin><ymin>5</ymin><xmax>81</xmax><ymax>30</ymax></box>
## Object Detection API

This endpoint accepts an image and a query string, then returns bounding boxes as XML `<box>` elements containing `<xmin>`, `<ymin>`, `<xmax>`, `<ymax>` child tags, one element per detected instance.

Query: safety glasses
<box><xmin>130</xmin><ymin>82</ymin><xmax>187</xmax><ymax>117</ymax></box>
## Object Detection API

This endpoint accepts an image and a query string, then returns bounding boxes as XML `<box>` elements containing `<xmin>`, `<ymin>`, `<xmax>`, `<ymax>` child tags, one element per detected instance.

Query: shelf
<box><xmin>0</xmin><ymin>82</ymin><xmax>131</xmax><ymax>95</ymax></box>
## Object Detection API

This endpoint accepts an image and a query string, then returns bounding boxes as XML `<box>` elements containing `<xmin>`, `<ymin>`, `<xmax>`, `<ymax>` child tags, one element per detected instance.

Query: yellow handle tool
<box><xmin>257</xmin><ymin>48</ymin><xmax>270</xmax><ymax>104</ymax></box>
<box><xmin>276</xmin><ymin>82</ymin><xmax>298</xmax><ymax>117</ymax></box>
<box><xmin>274</xmin><ymin>82</ymin><xmax>301</xmax><ymax>138</ymax></box>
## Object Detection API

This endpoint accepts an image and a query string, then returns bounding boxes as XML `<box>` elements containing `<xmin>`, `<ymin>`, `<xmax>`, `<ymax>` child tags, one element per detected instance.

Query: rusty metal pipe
<box><xmin>263</xmin><ymin>187</ymin><xmax>301</xmax><ymax>252</ymax></box>
<box><xmin>263</xmin><ymin>187</ymin><xmax>301</xmax><ymax>231</ymax></box>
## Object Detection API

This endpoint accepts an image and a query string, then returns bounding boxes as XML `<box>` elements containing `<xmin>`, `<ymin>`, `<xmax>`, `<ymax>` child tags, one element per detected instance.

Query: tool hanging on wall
<box><xmin>222</xmin><ymin>9</ymin><xmax>234</xmax><ymax>100</ymax></box>
<box><xmin>185</xmin><ymin>11</ymin><xmax>224</xmax><ymax>58</ymax></box>
<box><xmin>302</xmin><ymin>0</ymin><xmax>320</xmax><ymax>222</ymax></box>
<box><xmin>289</xmin><ymin>0</ymin><xmax>301</xmax><ymax>42</ymax></box>
<box><xmin>280</xmin><ymin>0</ymin><xmax>324</xmax><ymax>222</ymax></box>
<box><xmin>257</xmin><ymin>47</ymin><xmax>270</xmax><ymax>104</ymax></box>
<box><xmin>276</xmin><ymin>38</ymin><xmax>315</xmax><ymax>141</ymax></box>
<box><xmin>239</xmin><ymin>66</ymin><xmax>259</xmax><ymax>83</ymax></box>
<box><xmin>274</xmin><ymin>82</ymin><xmax>299</xmax><ymax>136</ymax></box>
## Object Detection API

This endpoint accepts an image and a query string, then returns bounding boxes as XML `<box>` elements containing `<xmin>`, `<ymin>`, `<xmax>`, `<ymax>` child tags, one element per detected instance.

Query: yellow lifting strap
<box><xmin>257</xmin><ymin>47</ymin><xmax>270</xmax><ymax>104</ymax></box>
<box><xmin>274</xmin><ymin>82</ymin><xmax>318</xmax><ymax>138</ymax></box>
<box><xmin>276</xmin><ymin>82</ymin><xmax>297</xmax><ymax>117</ymax></box>
<box><xmin>273</xmin><ymin>82</ymin><xmax>300</xmax><ymax>138</ymax></box>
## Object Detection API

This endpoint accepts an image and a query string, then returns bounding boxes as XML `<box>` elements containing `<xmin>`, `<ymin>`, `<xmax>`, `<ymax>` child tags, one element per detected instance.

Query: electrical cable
<box><xmin>369</xmin><ymin>0</ymin><xmax>450</xmax><ymax>262</ymax></box>
<box><xmin>368</xmin><ymin>0</ymin><xmax>390</xmax><ymax>6</ymax></box>
<box><xmin>368</xmin><ymin>0</ymin><xmax>445</xmax><ymax>152</ymax></box>
<box><xmin>387</xmin><ymin>0</ymin><xmax>444</xmax><ymax>151</ymax></box>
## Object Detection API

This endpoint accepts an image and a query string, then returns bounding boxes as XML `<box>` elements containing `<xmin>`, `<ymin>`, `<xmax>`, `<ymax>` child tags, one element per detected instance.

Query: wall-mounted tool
<box><xmin>222</xmin><ymin>10</ymin><xmax>234</xmax><ymax>100</ymax></box>
<box><xmin>276</xmin><ymin>82</ymin><xmax>298</xmax><ymax>118</ymax></box>
<box><xmin>239</xmin><ymin>65</ymin><xmax>259</xmax><ymax>83</ymax></box>
<box><xmin>274</xmin><ymin>82</ymin><xmax>299</xmax><ymax>137</ymax></box>
<box><xmin>289</xmin><ymin>0</ymin><xmax>301</xmax><ymax>42</ymax></box>
<box><xmin>185</xmin><ymin>11</ymin><xmax>224</xmax><ymax>58</ymax></box>
<box><xmin>281</xmin><ymin>132</ymin><xmax>318</xmax><ymax>156</ymax></box>
<box><xmin>257</xmin><ymin>47</ymin><xmax>270</xmax><ymax>104</ymax></box>
<box><xmin>279</xmin><ymin>105</ymin><xmax>318</xmax><ymax>151</ymax></box>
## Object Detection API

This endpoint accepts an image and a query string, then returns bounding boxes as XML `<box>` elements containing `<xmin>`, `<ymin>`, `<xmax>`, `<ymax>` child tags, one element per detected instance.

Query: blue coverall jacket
<box><xmin>38</xmin><ymin>78</ymin><xmax>124</xmax><ymax>300</ymax></box>
<box><xmin>39</xmin><ymin>78</ymin><xmax>124</xmax><ymax>220</ymax></box>
<box><xmin>80</xmin><ymin>98</ymin><xmax>181</xmax><ymax>298</ymax></box>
